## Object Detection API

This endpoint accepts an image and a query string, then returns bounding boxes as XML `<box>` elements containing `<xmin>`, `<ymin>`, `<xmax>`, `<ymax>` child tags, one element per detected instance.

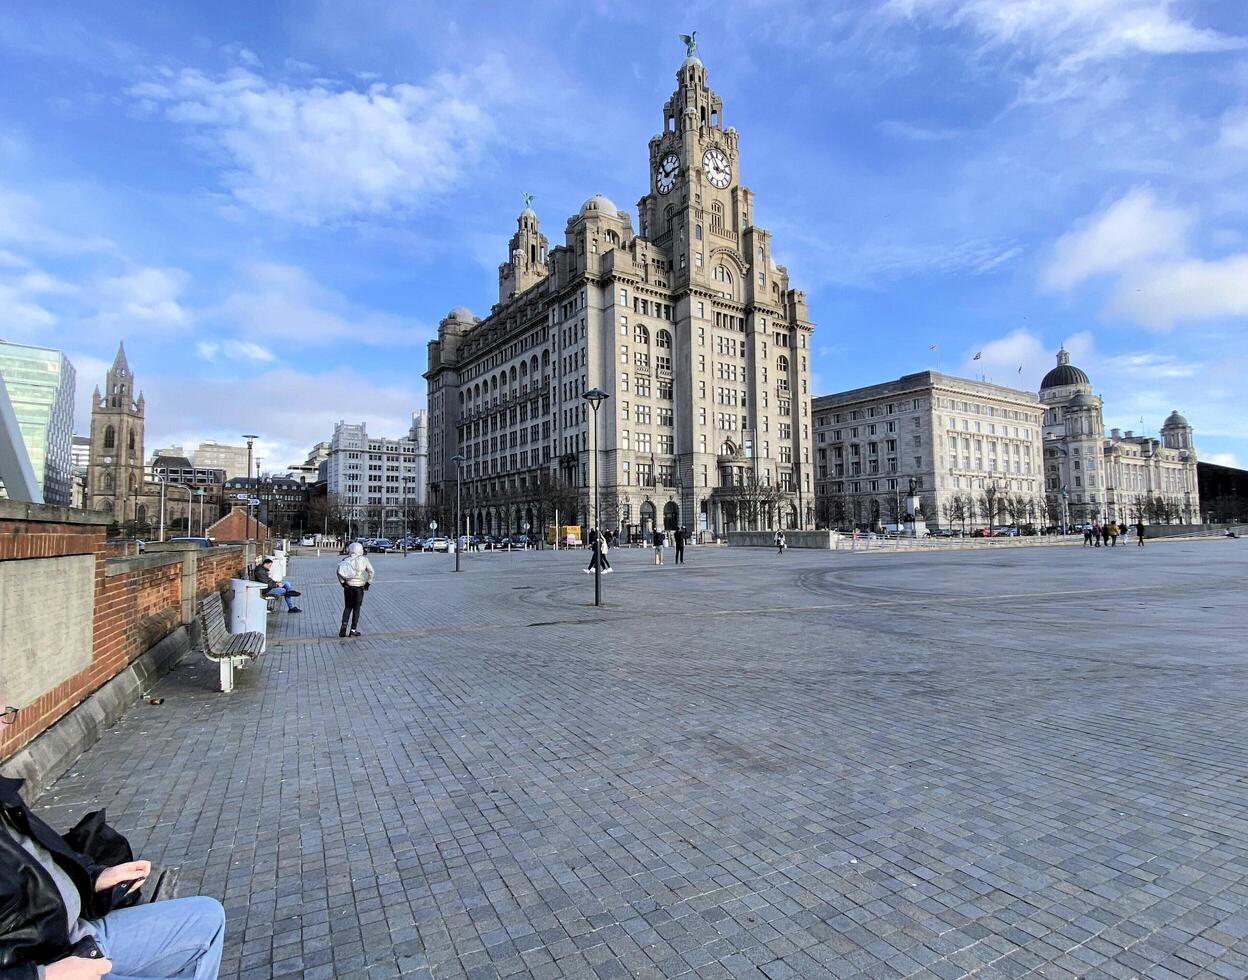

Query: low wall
<box><xmin>0</xmin><ymin>500</ymin><xmax>248</xmax><ymax>784</ymax></box>
<box><xmin>728</xmin><ymin>530</ymin><xmax>839</xmax><ymax>549</ymax></box>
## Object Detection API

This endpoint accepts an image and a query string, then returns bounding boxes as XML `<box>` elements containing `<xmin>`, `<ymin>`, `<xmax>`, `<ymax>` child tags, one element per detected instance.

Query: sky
<box><xmin>1</xmin><ymin>0</ymin><xmax>1246</xmax><ymax>471</ymax></box>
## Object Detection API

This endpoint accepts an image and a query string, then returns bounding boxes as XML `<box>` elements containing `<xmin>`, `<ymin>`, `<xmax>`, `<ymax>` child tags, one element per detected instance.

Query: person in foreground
<box><xmin>336</xmin><ymin>541</ymin><xmax>376</xmax><ymax>637</ymax></box>
<box><xmin>0</xmin><ymin>700</ymin><xmax>225</xmax><ymax>980</ymax></box>
<box><xmin>249</xmin><ymin>557</ymin><xmax>302</xmax><ymax>613</ymax></box>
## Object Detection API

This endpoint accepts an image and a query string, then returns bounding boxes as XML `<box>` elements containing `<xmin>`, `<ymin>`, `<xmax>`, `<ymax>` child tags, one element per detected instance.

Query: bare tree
<box><xmin>724</xmin><ymin>471</ymin><xmax>784</xmax><ymax>531</ymax></box>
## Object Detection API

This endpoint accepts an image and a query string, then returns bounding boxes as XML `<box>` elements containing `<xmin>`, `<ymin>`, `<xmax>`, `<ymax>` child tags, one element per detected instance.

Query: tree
<box><xmin>977</xmin><ymin>483</ymin><xmax>1003</xmax><ymax>527</ymax></box>
<box><xmin>724</xmin><ymin>470</ymin><xmax>784</xmax><ymax>531</ymax></box>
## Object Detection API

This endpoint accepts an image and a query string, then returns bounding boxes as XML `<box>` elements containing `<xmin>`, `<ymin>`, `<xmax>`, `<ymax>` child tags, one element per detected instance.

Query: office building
<box><xmin>0</xmin><ymin>340</ymin><xmax>76</xmax><ymax>505</ymax></box>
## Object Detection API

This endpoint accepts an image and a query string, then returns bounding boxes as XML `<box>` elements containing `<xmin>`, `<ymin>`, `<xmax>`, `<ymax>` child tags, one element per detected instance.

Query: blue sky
<box><xmin>1</xmin><ymin>0</ymin><xmax>1246</xmax><ymax>470</ymax></box>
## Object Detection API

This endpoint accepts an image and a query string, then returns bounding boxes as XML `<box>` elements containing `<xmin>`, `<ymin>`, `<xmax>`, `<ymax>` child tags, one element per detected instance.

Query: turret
<box><xmin>498</xmin><ymin>198</ymin><xmax>550</xmax><ymax>303</ymax></box>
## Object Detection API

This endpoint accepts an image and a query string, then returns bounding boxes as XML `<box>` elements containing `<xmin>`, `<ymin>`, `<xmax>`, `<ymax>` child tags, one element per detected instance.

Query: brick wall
<box><xmin>0</xmin><ymin>500</ymin><xmax>247</xmax><ymax>761</ymax></box>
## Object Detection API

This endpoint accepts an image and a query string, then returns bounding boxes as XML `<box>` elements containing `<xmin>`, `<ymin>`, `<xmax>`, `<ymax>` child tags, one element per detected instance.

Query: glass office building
<box><xmin>0</xmin><ymin>341</ymin><xmax>76</xmax><ymax>505</ymax></box>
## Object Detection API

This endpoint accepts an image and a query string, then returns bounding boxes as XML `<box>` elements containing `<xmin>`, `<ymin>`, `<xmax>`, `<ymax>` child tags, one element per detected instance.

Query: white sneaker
<box><xmin>603</xmin><ymin>567</ymin><xmax>614</xmax><ymax>574</ymax></box>
<box><xmin>583</xmin><ymin>568</ymin><xmax>593</xmax><ymax>574</ymax></box>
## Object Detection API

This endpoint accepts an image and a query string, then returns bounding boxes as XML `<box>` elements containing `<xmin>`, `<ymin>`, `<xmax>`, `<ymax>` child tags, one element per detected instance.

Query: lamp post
<box><xmin>582</xmin><ymin>388</ymin><xmax>609</xmax><ymax>607</ymax></box>
<box><xmin>195</xmin><ymin>487</ymin><xmax>205</xmax><ymax>536</ymax></box>
<box><xmin>242</xmin><ymin>434</ymin><xmax>258</xmax><ymax>541</ymax></box>
<box><xmin>452</xmin><ymin>453</ymin><xmax>465</xmax><ymax>572</ymax></box>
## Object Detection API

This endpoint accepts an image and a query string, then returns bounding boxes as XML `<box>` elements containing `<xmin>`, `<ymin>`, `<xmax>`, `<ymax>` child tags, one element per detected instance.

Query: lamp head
<box><xmin>452</xmin><ymin>453</ymin><xmax>465</xmax><ymax>465</ymax></box>
<box><xmin>582</xmin><ymin>387</ymin><xmax>609</xmax><ymax>408</ymax></box>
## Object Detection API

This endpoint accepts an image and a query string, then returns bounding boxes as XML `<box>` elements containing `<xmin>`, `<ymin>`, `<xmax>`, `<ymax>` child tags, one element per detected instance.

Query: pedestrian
<box><xmin>775</xmin><ymin>529</ymin><xmax>786</xmax><ymax>555</ymax></box>
<box><xmin>673</xmin><ymin>526</ymin><xmax>686</xmax><ymax>564</ymax></box>
<box><xmin>652</xmin><ymin>528</ymin><xmax>664</xmax><ymax>565</ymax></box>
<box><xmin>1109</xmin><ymin>521</ymin><xmax>1120</xmax><ymax>546</ymax></box>
<box><xmin>0</xmin><ymin>694</ymin><xmax>227</xmax><ymax>980</ymax></box>
<box><xmin>585</xmin><ymin>530</ymin><xmax>612</xmax><ymax>574</ymax></box>
<box><xmin>1092</xmin><ymin>524</ymin><xmax>1102</xmax><ymax>547</ymax></box>
<box><xmin>1083</xmin><ymin>526</ymin><xmax>1093</xmax><ymax>547</ymax></box>
<box><xmin>336</xmin><ymin>541</ymin><xmax>375</xmax><ymax>638</ymax></box>
<box><xmin>1136</xmin><ymin>520</ymin><xmax>1146</xmax><ymax>547</ymax></box>
<box><xmin>250</xmin><ymin>557</ymin><xmax>302</xmax><ymax>613</ymax></box>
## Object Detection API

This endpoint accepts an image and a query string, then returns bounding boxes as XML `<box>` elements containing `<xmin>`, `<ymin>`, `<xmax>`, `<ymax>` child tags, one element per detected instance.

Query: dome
<box><xmin>1163</xmin><ymin>410</ymin><xmax>1190</xmax><ymax>428</ymax></box>
<box><xmin>682</xmin><ymin>55</ymin><xmax>703</xmax><ymax>69</ymax></box>
<box><xmin>580</xmin><ymin>194</ymin><xmax>618</xmax><ymax>216</ymax></box>
<box><xmin>446</xmin><ymin>306</ymin><xmax>475</xmax><ymax>322</ymax></box>
<box><xmin>520</xmin><ymin>206</ymin><xmax>536</xmax><ymax>219</ymax></box>
<box><xmin>1040</xmin><ymin>348</ymin><xmax>1090</xmax><ymax>390</ymax></box>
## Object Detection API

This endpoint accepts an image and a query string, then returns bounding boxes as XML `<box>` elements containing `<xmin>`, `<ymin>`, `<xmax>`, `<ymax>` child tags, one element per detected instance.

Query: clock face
<box><xmin>655</xmin><ymin>153</ymin><xmax>680</xmax><ymax>194</ymax></box>
<box><xmin>703</xmin><ymin>147</ymin><xmax>731</xmax><ymax>188</ymax></box>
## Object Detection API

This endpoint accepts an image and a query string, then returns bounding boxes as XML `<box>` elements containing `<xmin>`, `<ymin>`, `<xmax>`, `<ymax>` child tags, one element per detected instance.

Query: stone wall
<box><xmin>0</xmin><ymin>500</ymin><xmax>248</xmax><ymax>765</ymax></box>
<box><xmin>728</xmin><ymin>530</ymin><xmax>838</xmax><ymax>549</ymax></box>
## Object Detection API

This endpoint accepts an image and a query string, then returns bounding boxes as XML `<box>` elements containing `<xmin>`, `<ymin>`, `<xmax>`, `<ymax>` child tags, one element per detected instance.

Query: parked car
<box><xmin>971</xmin><ymin>528</ymin><xmax>998</xmax><ymax>538</ymax></box>
<box><xmin>927</xmin><ymin>528</ymin><xmax>962</xmax><ymax>538</ymax></box>
<box><xmin>367</xmin><ymin>538</ymin><xmax>393</xmax><ymax>552</ymax></box>
<box><xmin>167</xmin><ymin>536</ymin><xmax>215</xmax><ymax>548</ymax></box>
<box><xmin>298</xmin><ymin>535</ymin><xmax>317</xmax><ymax>546</ymax></box>
<box><xmin>993</xmin><ymin>526</ymin><xmax>1020</xmax><ymax>537</ymax></box>
<box><xmin>430</xmin><ymin>537</ymin><xmax>450</xmax><ymax>552</ymax></box>
<box><xmin>482</xmin><ymin>535</ymin><xmax>497</xmax><ymax>549</ymax></box>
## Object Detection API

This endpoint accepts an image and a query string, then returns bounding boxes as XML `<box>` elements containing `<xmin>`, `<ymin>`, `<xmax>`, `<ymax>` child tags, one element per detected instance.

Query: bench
<box><xmin>197</xmin><ymin>591</ymin><xmax>265</xmax><ymax>693</ymax></box>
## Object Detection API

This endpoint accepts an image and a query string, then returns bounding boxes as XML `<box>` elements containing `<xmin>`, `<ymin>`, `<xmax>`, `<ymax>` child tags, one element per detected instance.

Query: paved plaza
<box><xmin>34</xmin><ymin>539</ymin><xmax>1248</xmax><ymax>980</ymax></box>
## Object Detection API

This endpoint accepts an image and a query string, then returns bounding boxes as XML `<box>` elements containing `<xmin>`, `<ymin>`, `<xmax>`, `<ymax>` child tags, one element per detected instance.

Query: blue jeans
<box><xmin>93</xmin><ymin>896</ymin><xmax>225</xmax><ymax>979</ymax></box>
<box><xmin>268</xmin><ymin>579</ymin><xmax>296</xmax><ymax>609</ymax></box>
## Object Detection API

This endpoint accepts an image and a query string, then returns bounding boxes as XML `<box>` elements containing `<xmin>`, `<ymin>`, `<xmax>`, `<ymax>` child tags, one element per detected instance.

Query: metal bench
<box><xmin>197</xmin><ymin>591</ymin><xmax>265</xmax><ymax>693</ymax></box>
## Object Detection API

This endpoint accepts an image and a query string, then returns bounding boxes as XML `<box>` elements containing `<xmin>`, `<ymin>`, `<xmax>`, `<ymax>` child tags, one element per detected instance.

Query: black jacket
<box><xmin>249</xmin><ymin>563</ymin><xmax>275</xmax><ymax>593</ymax></box>
<box><xmin>0</xmin><ymin>776</ymin><xmax>115</xmax><ymax>979</ymax></box>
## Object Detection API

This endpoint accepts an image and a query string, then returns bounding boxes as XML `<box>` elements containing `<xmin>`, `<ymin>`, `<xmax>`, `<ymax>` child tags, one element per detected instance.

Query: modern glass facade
<box><xmin>0</xmin><ymin>341</ymin><xmax>76</xmax><ymax>505</ymax></box>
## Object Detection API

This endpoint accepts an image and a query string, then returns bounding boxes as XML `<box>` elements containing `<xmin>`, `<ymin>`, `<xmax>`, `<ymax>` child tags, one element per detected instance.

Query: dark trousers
<box><xmin>341</xmin><ymin>585</ymin><xmax>365</xmax><ymax>630</ymax></box>
<box><xmin>675</xmin><ymin>544</ymin><xmax>684</xmax><ymax>563</ymax></box>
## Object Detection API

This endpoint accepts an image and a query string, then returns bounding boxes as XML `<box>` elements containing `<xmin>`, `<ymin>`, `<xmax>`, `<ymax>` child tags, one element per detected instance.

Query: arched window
<box><xmin>634</xmin><ymin>324</ymin><xmax>650</xmax><ymax>345</ymax></box>
<box><xmin>509</xmin><ymin>366</ymin><xmax>517</xmax><ymax>384</ymax></box>
<box><xmin>541</xmin><ymin>349</ymin><xmax>550</xmax><ymax>368</ymax></box>
<box><xmin>520</xmin><ymin>361</ymin><xmax>528</xmax><ymax>378</ymax></box>
<box><xmin>711</xmin><ymin>202</ymin><xmax>724</xmax><ymax>232</ymax></box>
<box><xmin>656</xmin><ymin>330</ymin><xmax>672</xmax><ymax>350</ymax></box>
<box><xmin>777</xmin><ymin>355</ymin><xmax>790</xmax><ymax>392</ymax></box>
<box><xmin>530</xmin><ymin>355</ymin><xmax>539</xmax><ymax>375</ymax></box>
<box><xmin>103</xmin><ymin>425</ymin><xmax>115</xmax><ymax>450</ymax></box>
<box><xmin>102</xmin><ymin>472</ymin><xmax>114</xmax><ymax>493</ymax></box>
<box><xmin>713</xmin><ymin>266</ymin><xmax>733</xmax><ymax>284</ymax></box>
<box><xmin>136</xmin><ymin>505</ymin><xmax>147</xmax><ymax>526</ymax></box>
<box><xmin>695</xmin><ymin>224</ymin><xmax>702</xmax><ymax>240</ymax></box>
<box><xmin>99</xmin><ymin>498</ymin><xmax>113</xmax><ymax>514</ymax></box>
<box><xmin>128</xmin><ymin>430</ymin><xmax>135</xmax><ymax>451</ymax></box>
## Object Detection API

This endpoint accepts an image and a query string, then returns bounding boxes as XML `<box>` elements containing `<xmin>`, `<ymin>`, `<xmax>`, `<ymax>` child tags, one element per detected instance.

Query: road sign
<box><xmin>522</xmin><ymin>522</ymin><xmax>530</xmax><ymax>531</ymax></box>
<box><xmin>248</xmin><ymin>498</ymin><xmax>261</xmax><ymax>506</ymax></box>
<box><xmin>236</xmin><ymin>492</ymin><xmax>249</xmax><ymax>500</ymax></box>
<box><xmin>429</xmin><ymin>521</ymin><xmax>438</xmax><ymax>530</ymax></box>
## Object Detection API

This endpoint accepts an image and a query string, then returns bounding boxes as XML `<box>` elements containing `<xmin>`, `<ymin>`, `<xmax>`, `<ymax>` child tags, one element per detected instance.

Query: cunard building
<box><xmin>425</xmin><ymin>43</ymin><xmax>815</xmax><ymax>540</ymax></box>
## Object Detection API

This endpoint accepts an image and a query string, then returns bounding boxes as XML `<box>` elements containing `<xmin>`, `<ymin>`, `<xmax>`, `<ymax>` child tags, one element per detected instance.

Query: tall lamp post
<box><xmin>242</xmin><ymin>434</ymin><xmax>258</xmax><ymax>541</ymax></box>
<box><xmin>582</xmin><ymin>388</ymin><xmax>609</xmax><ymax>607</ymax></box>
<box><xmin>452</xmin><ymin>454</ymin><xmax>465</xmax><ymax>572</ymax></box>
<box><xmin>195</xmin><ymin>487</ymin><xmax>205</xmax><ymax>536</ymax></box>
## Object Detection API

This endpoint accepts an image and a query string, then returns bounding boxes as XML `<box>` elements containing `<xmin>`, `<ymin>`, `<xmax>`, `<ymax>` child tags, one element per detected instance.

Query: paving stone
<box><xmin>28</xmin><ymin>543</ymin><xmax>1248</xmax><ymax>978</ymax></box>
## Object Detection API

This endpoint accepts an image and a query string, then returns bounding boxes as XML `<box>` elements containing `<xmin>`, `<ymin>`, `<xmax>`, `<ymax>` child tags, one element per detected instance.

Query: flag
<box><xmin>1018</xmin><ymin>365</ymin><xmax>1023</xmax><ymax>373</ymax></box>
<box><xmin>929</xmin><ymin>344</ymin><xmax>937</xmax><ymax>351</ymax></box>
<box><xmin>973</xmin><ymin>351</ymin><xmax>982</xmax><ymax>361</ymax></box>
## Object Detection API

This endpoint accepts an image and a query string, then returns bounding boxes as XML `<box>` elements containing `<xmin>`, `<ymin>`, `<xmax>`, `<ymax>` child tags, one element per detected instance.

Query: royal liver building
<box><xmin>425</xmin><ymin>44</ymin><xmax>815</xmax><ymax>539</ymax></box>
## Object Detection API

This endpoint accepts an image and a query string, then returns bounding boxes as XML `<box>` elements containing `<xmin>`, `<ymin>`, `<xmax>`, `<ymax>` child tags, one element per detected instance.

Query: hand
<box><xmin>364</xmin><ymin>582</ymin><xmax>370</xmax><ymax>590</ymax></box>
<box><xmin>46</xmin><ymin>957</ymin><xmax>112</xmax><ymax>979</ymax></box>
<box><xmin>95</xmin><ymin>859</ymin><xmax>151</xmax><ymax>892</ymax></box>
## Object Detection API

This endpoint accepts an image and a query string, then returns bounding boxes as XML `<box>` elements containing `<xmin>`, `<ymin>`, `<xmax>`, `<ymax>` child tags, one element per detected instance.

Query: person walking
<box><xmin>336</xmin><ymin>541</ymin><xmax>375</xmax><ymax>638</ymax></box>
<box><xmin>1109</xmin><ymin>521</ymin><xmax>1120</xmax><ymax>546</ymax></box>
<box><xmin>673</xmin><ymin>527</ymin><xmax>686</xmax><ymax>564</ymax></box>
<box><xmin>585</xmin><ymin>530</ymin><xmax>612</xmax><ymax>574</ymax></box>
<box><xmin>1136</xmin><ymin>520</ymin><xmax>1146</xmax><ymax>547</ymax></box>
<box><xmin>652</xmin><ymin>528</ymin><xmax>664</xmax><ymax>565</ymax></box>
<box><xmin>775</xmin><ymin>529</ymin><xmax>786</xmax><ymax>555</ymax></box>
<box><xmin>1083</xmin><ymin>526</ymin><xmax>1093</xmax><ymax>547</ymax></box>
<box><xmin>1092</xmin><ymin>524</ymin><xmax>1102</xmax><ymax>547</ymax></box>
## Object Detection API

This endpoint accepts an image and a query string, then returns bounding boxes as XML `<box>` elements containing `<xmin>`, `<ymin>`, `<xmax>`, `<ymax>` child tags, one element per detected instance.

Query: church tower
<box><xmin>87</xmin><ymin>342</ymin><xmax>147</xmax><ymax>524</ymax></box>
<box><xmin>498</xmin><ymin>199</ymin><xmax>549</xmax><ymax>303</ymax></box>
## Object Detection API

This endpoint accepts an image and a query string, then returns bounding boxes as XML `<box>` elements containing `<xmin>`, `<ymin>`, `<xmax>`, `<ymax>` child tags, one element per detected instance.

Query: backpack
<box><xmin>337</xmin><ymin>556</ymin><xmax>356</xmax><ymax>581</ymax></box>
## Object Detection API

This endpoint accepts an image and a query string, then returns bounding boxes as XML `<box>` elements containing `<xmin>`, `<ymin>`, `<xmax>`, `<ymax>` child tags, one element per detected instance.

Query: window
<box><xmin>634</xmin><ymin>324</ymin><xmax>649</xmax><ymax>345</ymax></box>
<box><xmin>636</xmin><ymin>432</ymin><xmax>652</xmax><ymax>452</ymax></box>
<box><xmin>620</xmin><ymin>345</ymin><xmax>628</xmax><ymax>364</ymax></box>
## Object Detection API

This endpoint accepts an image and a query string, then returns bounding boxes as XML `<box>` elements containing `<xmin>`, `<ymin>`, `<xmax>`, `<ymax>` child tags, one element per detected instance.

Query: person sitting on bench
<box><xmin>0</xmin><ymin>698</ymin><xmax>226</xmax><ymax>979</ymax></box>
<box><xmin>250</xmin><ymin>557</ymin><xmax>302</xmax><ymax>613</ymax></box>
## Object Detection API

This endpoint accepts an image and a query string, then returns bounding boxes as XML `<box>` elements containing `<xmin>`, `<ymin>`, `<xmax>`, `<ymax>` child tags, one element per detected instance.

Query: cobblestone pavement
<box><xmin>35</xmin><ymin>539</ymin><xmax>1248</xmax><ymax>979</ymax></box>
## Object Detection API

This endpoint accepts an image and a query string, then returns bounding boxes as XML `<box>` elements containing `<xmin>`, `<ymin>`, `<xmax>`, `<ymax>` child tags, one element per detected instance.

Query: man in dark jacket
<box><xmin>249</xmin><ymin>557</ymin><xmax>302</xmax><ymax>613</ymax></box>
<box><xmin>673</xmin><ymin>527</ymin><xmax>686</xmax><ymax>564</ymax></box>
<box><xmin>1</xmin><ymin>703</ymin><xmax>225</xmax><ymax>979</ymax></box>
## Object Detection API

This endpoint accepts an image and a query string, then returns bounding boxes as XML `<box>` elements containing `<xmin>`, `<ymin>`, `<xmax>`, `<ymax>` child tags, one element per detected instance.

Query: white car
<box><xmin>430</xmin><ymin>537</ymin><xmax>450</xmax><ymax>552</ymax></box>
<box><xmin>299</xmin><ymin>536</ymin><xmax>316</xmax><ymax>546</ymax></box>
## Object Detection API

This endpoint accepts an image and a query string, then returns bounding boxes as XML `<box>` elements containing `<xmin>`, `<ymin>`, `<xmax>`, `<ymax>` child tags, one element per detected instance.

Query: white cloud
<box><xmin>1205</xmin><ymin>452</ymin><xmax>1239</xmax><ymax>468</ymax></box>
<box><xmin>0</xmin><ymin>187</ymin><xmax>114</xmax><ymax>254</ymax></box>
<box><xmin>1218</xmin><ymin>106</ymin><xmax>1248</xmax><ymax>151</ymax></box>
<box><xmin>131</xmin><ymin>60</ymin><xmax>515</xmax><ymax>223</ymax></box>
<box><xmin>213</xmin><ymin>262</ymin><xmax>427</xmax><ymax>348</ymax></box>
<box><xmin>1043</xmin><ymin>187</ymin><xmax>1189</xmax><ymax>289</ymax></box>
<box><xmin>877</xmin><ymin>119</ymin><xmax>963</xmax><ymax>142</ymax></box>
<box><xmin>1045</xmin><ymin>188</ymin><xmax>1248</xmax><ymax>328</ymax></box>
<box><xmin>1113</xmin><ymin>254</ymin><xmax>1248</xmax><ymax>327</ymax></box>
<box><xmin>90</xmin><ymin>266</ymin><xmax>191</xmax><ymax>331</ymax></box>
<box><xmin>962</xmin><ymin>328</ymin><xmax>1094</xmax><ymax>390</ymax></box>
<box><xmin>196</xmin><ymin>338</ymin><xmax>275</xmax><ymax>363</ymax></box>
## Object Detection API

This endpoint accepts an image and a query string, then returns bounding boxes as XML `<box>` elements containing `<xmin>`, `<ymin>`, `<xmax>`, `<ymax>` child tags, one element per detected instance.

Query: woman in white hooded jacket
<box><xmin>336</xmin><ymin>542</ymin><xmax>376</xmax><ymax>637</ymax></box>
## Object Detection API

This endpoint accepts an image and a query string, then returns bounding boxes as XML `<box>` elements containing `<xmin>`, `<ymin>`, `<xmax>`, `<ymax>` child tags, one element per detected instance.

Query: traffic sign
<box><xmin>248</xmin><ymin>497</ymin><xmax>261</xmax><ymax>506</ymax></box>
<box><xmin>236</xmin><ymin>492</ymin><xmax>249</xmax><ymax>500</ymax></box>
<box><xmin>429</xmin><ymin>521</ymin><xmax>438</xmax><ymax>530</ymax></box>
<box><xmin>522</xmin><ymin>522</ymin><xmax>530</xmax><ymax>531</ymax></box>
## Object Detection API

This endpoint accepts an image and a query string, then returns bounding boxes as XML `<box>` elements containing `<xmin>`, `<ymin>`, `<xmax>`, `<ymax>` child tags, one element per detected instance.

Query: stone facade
<box><xmin>1039</xmin><ymin>349</ymin><xmax>1198</xmax><ymax>524</ymax></box>
<box><xmin>425</xmin><ymin>49</ymin><xmax>814</xmax><ymax>540</ymax></box>
<box><xmin>324</xmin><ymin>412</ymin><xmax>427</xmax><ymax>534</ymax></box>
<box><xmin>813</xmin><ymin>373</ymin><xmax>1045</xmax><ymax>531</ymax></box>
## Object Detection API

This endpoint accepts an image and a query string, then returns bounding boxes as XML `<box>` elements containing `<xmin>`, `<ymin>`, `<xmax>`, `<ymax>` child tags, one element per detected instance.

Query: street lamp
<box><xmin>242</xmin><ymin>434</ymin><xmax>258</xmax><ymax>541</ymax></box>
<box><xmin>452</xmin><ymin>453</ymin><xmax>465</xmax><ymax>572</ymax></box>
<box><xmin>195</xmin><ymin>487</ymin><xmax>205</xmax><ymax>536</ymax></box>
<box><xmin>583</xmin><ymin>387</ymin><xmax>609</xmax><ymax>607</ymax></box>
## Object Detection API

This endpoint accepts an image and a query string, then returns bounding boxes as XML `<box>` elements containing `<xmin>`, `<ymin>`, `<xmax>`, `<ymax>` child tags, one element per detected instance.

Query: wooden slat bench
<box><xmin>197</xmin><ymin>591</ymin><xmax>265</xmax><ymax>693</ymax></box>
